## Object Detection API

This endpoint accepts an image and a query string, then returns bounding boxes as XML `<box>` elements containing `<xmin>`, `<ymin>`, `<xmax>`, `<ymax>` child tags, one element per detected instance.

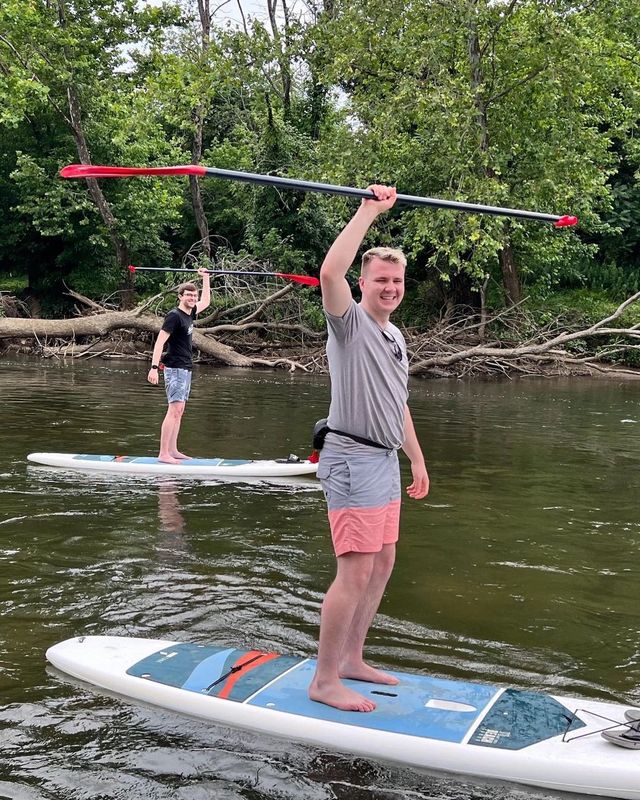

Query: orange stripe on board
<box><xmin>217</xmin><ymin>651</ymin><xmax>279</xmax><ymax>699</ymax></box>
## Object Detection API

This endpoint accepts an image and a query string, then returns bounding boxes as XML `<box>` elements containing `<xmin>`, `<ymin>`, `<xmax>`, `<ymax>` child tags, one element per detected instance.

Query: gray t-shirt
<box><xmin>325</xmin><ymin>301</ymin><xmax>408</xmax><ymax>452</ymax></box>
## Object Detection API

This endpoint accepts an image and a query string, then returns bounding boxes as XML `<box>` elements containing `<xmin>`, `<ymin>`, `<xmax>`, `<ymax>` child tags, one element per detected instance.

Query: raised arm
<box><xmin>195</xmin><ymin>267</ymin><xmax>211</xmax><ymax>314</ymax></box>
<box><xmin>320</xmin><ymin>185</ymin><xmax>397</xmax><ymax>317</ymax></box>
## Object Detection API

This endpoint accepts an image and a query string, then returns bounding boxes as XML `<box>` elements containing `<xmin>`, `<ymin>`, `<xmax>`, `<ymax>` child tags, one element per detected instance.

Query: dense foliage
<box><xmin>0</xmin><ymin>0</ymin><xmax>639</xmax><ymax>324</ymax></box>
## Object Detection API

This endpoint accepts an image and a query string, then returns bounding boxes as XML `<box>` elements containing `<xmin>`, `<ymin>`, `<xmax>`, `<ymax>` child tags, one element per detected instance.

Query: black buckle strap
<box><xmin>330</xmin><ymin>428</ymin><xmax>388</xmax><ymax>449</ymax></box>
<box><xmin>313</xmin><ymin>418</ymin><xmax>387</xmax><ymax>451</ymax></box>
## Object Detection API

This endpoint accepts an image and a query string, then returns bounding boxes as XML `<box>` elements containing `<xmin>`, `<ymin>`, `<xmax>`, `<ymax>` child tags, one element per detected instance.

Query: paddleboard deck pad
<box><xmin>27</xmin><ymin>452</ymin><xmax>317</xmax><ymax>477</ymax></box>
<box><xmin>46</xmin><ymin>636</ymin><xmax>640</xmax><ymax>799</ymax></box>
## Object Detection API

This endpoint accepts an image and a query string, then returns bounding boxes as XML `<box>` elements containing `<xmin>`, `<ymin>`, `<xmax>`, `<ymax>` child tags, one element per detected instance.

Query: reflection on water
<box><xmin>1</xmin><ymin>357</ymin><xmax>639</xmax><ymax>799</ymax></box>
<box><xmin>157</xmin><ymin>480</ymin><xmax>186</xmax><ymax>533</ymax></box>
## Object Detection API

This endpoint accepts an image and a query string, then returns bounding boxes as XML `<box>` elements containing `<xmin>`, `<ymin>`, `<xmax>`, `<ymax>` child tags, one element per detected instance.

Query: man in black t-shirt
<box><xmin>147</xmin><ymin>268</ymin><xmax>211</xmax><ymax>463</ymax></box>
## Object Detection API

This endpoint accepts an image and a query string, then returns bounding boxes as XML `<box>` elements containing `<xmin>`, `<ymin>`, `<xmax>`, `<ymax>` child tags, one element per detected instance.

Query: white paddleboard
<box><xmin>27</xmin><ymin>452</ymin><xmax>318</xmax><ymax>478</ymax></box>
<box><xmin>46</xmin><ymin>635</ymin><xmax>640</xmax><ymax>799</ymax></box>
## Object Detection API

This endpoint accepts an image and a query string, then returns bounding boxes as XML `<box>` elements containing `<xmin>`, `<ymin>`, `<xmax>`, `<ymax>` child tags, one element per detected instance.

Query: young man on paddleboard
<box><xmin>147</xmin><ymin>268</ymin><xmax>211</xmax><ymax>464</ymax></box>
<box><xmin>310</xmin><ymin>185</ymin><xmax>429</xmax><ymax>712</ymax></box>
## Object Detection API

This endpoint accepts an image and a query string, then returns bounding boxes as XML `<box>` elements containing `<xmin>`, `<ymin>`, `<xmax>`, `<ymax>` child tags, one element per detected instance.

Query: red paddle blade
<box><xmin>127</xmin><ymin>265</ymin><xmax>137</xmax><ymax>273</ymax></box>
<box><xmin>60</xmin><ymin>164</ymin><xmax>207</xmax><ymax>179</ymax></box>
<box><xmin>275</xmin><ymin>273</ymin><xmax>320</xmax><ymax>287</ymax></box>
<box><xmin>554</xmin><ymin>215</ymin><xmax>578</xmax><ymax>228</ymax></box>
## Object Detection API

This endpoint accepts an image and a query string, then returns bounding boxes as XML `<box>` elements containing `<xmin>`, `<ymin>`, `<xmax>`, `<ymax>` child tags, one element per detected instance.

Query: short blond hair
<box><xmin>361</xmin><ymin>247</ymin><xmax>407</xmax><ymax>275</ymax></box>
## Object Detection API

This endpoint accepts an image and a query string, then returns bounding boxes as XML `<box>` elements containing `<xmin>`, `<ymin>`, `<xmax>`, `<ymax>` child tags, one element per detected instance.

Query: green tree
<box><xmin>0</xmin><ymin>0</ymin><xmax>184</xmax><ymax>307</ymax></box>
<box><xmin>311</xmin><ymin>0</ymin><xmax>640</xmax><ymax>307</ymax></box>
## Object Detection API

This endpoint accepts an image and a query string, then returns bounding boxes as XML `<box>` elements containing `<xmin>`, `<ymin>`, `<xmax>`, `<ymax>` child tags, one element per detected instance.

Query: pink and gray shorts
<box><xmin>317</xmin><ymin>449</ymin><xmax>401</xmax><ymax>557</ymax></box>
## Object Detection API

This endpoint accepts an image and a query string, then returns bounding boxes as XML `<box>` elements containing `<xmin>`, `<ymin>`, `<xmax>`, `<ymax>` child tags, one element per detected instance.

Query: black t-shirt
<box><xmin>161</xmin><ymin>307</ymin><xmax>197</xmax><ymax>370</ymax></box>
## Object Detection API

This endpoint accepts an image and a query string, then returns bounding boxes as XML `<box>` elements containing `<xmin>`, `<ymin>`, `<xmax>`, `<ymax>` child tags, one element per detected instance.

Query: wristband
<box><xmin>151</xmin><ymin>365</ymin><xmax>158</xmax><ymax>370</ymax></box>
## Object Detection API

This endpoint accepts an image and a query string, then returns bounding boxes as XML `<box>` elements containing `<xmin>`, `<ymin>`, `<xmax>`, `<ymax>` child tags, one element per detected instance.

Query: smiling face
<box><xmin>178</xmin><ymin>283</ymin><xmax>198</xmax><ymax>312</ymax></box>
<box><xmin>359</xmin><ymin>253</ymin><xmax>406</xmax><ymax>325</ymax></box>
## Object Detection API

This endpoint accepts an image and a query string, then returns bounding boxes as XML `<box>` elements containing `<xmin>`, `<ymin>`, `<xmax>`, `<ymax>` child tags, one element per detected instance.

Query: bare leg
<box><xmin>309</xmin><ymin>552</ymin><xmax>378</xmax><ymax>712</ymax></box>
<box><xmin>158</xmin><ymin>402</ymin><xmax>185</xmax><ymax>464</ymax></box>
<box><xmin>168</xmin><ymin>413</ymin><xmax>190</xmax><ymax>458</ymax></box>
<box><xmin>166</xmin><ymin>402</ymin><xmax>188</xmax><ymax>458</ymax></box>
<box><xmin>339</xmin><ymin>544</ymin><xmax>399</xmax><ymax>685</ymax></box>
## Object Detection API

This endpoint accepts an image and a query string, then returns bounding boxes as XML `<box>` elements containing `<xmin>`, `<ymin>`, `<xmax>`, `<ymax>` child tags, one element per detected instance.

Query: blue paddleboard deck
<box><xmin>127</xmin><ymin>642</ymin><xmax>584</xmax><ymax>748</ymax></box>
<box><xmin>45</xmin><ymin>636</ymin><xmax>640</xmax><ymax>800</ymax></box>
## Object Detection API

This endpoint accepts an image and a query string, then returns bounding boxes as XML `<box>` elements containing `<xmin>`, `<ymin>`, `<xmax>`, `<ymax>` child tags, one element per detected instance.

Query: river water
<box><xmin>1</xmin><ymin>357</ymin><xmax>638</xmax><ymax>799</ymax></box>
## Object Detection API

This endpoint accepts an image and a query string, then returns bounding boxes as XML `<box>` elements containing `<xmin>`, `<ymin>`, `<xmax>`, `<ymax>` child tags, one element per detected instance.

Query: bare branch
<box><xmin>487</xmin><ymin>64</ymin><xmax>547</xmax><ymax>107</ymax></box>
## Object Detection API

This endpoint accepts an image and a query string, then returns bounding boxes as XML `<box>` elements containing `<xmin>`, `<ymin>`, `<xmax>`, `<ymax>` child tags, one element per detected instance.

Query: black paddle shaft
<box><xmin>204</xmin><ymin>166</ymin><xmax>566</xmax><ymax>225</ymax></box>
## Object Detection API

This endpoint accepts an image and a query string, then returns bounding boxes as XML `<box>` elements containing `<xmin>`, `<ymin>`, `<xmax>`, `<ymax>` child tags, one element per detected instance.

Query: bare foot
<box><xmin>158</xmin><ymin>455</ymin><xmax>182</xmax><ymax>465</ymax></box>
<box><xmin>339</xmin><ymin>661</ymin><xmax>399</xmax><ymax>685</ymax></box>
<box><xmin>171</xmin><ymin>452</ymin><xmax>192</xmax><ymax>459</ymax></box>
<box><xmin>309</xmin><ymin>679</ymin><xmax>376</xmax><ymax>712</ymax></box>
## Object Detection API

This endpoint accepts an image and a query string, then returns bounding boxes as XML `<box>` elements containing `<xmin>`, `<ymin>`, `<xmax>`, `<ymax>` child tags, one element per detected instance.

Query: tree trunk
<box><xmin>307</xmin><ymin>0</ymin><xmax>335</xmax><ymax>140</ymax></box>
<box><xmin>267</xmin><ymin>0</ymin><xmax>292</xmax><ymax>117</ymax></box>
<box><xmin>0</xmin><ymin>312</ymin><xmax>254</xmax><ymax>366</ymax></box>
<box><xmin>66</xmin><ymin>84</ymin><xmax>130</xmax><ymax>267</ymax></box>
<box><xmin>467</xmin><ymin>5</ymin><xmax>522</xmax><ymax>305</ymax></box>
<box><xmin>499</xmin><ymin>243</ymin><xmax>522</xmax><ymax>305</ymax></box>
<box><xmin>57</xmin><ymin>0</ymin><xmax>133</xmax><ymax>307</ymax></box>
<box><xmin>467</xmin><ymin>9</ymin><xmax>491</xmax><ymax>159</ymax></box>
<box><xmin>478</xmin><ymin>274</ymin><xmax>490</xmax><ymax>342</ymax></box>
<box><xmin>189</xmin><ymin>105</ymin><xmax>211</xmax><ymax>259</ymax></box>
<box><xmin>190</xmin><ymin>1</ymin><xmax>212</xmax><ymax>259</ymax></box>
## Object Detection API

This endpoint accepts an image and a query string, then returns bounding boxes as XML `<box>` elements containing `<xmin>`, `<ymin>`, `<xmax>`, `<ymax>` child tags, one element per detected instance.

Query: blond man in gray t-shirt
<box><xmin>309</xmin><ymin>185</ymin><xmax>430</xmax><ymax>713</ymax></box>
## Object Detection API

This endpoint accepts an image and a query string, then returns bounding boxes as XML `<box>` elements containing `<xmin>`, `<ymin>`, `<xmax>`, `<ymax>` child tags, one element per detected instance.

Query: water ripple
<box><xmin>1</xmin><ymin>362</ymin><xmax>639</xmax><ymax>799</ymax></box>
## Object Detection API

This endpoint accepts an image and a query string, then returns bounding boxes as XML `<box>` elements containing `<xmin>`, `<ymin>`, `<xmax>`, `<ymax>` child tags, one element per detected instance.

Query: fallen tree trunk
<box><xmin>3</xmin><ymin>288</ymin><xmax>640</xmax><ymax>378</ymax></box>
<box><xmin>0</xmin><ymin>280</ymin><xmax>320</xmax><ymax>369</ymax></box>
<box><xmin>0</xmin><ymin>310</ymin><xmax>254</xmax><ymax>367</ymax></box>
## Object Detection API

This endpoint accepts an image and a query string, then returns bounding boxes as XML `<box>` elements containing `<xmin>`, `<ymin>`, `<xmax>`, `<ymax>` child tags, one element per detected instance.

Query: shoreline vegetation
<box><xmin>2</xmin><ymin>3</ymin><xmax>640</xmax><ymax>382</ymax></box>
<box><xmin>2</xmin><ymin>282</ymin><xmax>640</xmax><ymax>380</ymax></box>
